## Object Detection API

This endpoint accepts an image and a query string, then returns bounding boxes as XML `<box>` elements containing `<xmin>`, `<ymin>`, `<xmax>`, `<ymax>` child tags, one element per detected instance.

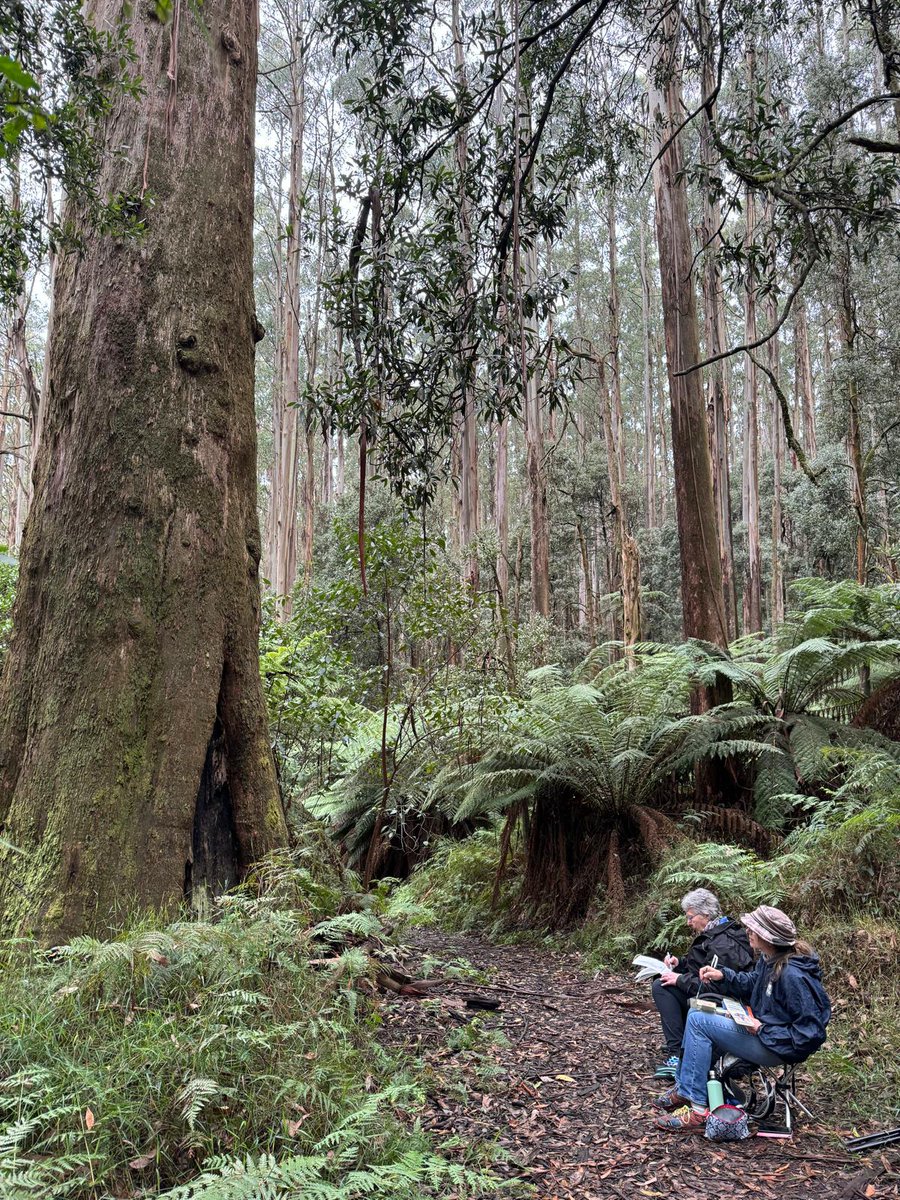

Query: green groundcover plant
<box><xmin>0</xmin><ymin>836</ymin><xmax>501</xmax><ymax>1200</ymax></box>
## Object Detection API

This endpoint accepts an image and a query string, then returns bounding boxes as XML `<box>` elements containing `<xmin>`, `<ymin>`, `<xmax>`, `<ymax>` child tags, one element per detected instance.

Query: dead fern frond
<box><xmin>692</xmin><ymin>807</ymin><xmax>782</xmax><ymax>857</ymax></box>
<box><xmin>632</xmin><ymin>805</ymin><xmax>667</xmax><ymax>857</ymax></box>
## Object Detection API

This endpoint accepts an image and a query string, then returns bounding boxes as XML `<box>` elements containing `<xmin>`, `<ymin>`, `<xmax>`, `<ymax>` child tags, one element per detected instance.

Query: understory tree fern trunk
<box><xmin>0</xmin><ymin>0</ymin><xmax>287</xmax><ymax>941</ymax></box>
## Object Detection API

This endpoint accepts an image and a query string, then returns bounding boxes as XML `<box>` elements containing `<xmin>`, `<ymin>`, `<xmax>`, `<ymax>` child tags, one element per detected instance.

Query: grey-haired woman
<box><xmin>650</xmin><ymin>888</ymin><xmax>753</xmax><ymax>1077</ymax></box>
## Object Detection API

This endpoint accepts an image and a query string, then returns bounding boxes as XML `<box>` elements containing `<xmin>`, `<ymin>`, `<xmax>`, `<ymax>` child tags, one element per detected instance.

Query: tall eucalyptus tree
<box><xmin>0</xmin><ymin>0</ymin><xmax>287</xmax><ymax>941</ymax></box>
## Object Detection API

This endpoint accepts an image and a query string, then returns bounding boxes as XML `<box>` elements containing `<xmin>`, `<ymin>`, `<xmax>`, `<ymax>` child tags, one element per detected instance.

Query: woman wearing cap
<box><xmin>653</xmin><ymin>904</ymin><xmax>831</xmax><ymax>1133</ymax></box>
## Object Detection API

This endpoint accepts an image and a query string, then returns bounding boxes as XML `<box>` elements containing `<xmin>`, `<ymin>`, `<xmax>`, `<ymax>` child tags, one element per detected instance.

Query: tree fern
<box><xmin>680</xmin><ymin>627</ymin><xmax>900</xmax><ymax>829</ymax></box>
<box><xmin>451</xmin><ymin>675</ymin><xmax>776</xmax><ymax>924</ymax></box>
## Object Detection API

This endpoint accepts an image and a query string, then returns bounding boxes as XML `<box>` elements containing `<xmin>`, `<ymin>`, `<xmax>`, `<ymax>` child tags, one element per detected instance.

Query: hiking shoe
<box><xmin>652</xmin><ymin>1085</ymin><xmax>690</xmax><ymax>1111</ymax></box>
<box><xmin>655</xmin><ymin>1105</ymin><xmax>708</xmax><ymax>1133</ymax></box>
<box><xmin>653</xmin><ymin>1055</ymin><xmax>680</xmax><ymax>1078</ymax></box>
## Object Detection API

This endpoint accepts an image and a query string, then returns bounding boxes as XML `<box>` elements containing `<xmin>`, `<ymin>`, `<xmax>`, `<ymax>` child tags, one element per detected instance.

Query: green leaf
<box><xmin>0</xmin><ymin>56</ymin><xmax>38</xmax><ymax>93</ymax></box>
<box><xmin>2</xmin><ymin>112</ymin><xmax>30</xmax><ymax>146</ymax></box>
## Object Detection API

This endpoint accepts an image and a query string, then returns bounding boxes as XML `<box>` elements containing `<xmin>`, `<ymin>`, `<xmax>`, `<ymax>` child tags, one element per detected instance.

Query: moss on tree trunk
<box><xmin>0</xmin><ymin>0</ymin><xmax>286</xmax><ymax>941</ymax></box>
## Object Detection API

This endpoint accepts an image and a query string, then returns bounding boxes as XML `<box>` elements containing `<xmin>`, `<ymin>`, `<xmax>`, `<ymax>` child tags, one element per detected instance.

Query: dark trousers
<box><xmin>651</xmin><ymin>978</ymin><xmax>691</xmax><ymax>1056</ymax></box>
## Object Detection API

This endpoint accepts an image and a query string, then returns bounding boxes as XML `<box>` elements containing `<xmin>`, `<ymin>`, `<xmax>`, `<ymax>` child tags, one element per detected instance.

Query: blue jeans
<box><xmin>676</xmin><ymin>1011</ymin><xmax>785</xmax><ymax>1106</ymax></box>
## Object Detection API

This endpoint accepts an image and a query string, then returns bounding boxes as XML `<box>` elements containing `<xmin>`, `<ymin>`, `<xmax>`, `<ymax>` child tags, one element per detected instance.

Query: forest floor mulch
<box><xmin>378</xmin><ymin>929</ymin><xmax>900</xmax><ymax>1200</ymax></box>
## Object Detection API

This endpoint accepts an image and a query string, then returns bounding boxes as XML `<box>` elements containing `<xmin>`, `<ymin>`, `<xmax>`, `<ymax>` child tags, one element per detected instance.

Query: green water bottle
<box><xmin>707</xmin><ymin>1073</ymin><xmax>724</xmax><ymax>1110</ymax></box>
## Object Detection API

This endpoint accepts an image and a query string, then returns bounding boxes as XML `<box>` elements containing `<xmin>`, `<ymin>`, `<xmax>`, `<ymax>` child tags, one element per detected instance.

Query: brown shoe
<box><xmin>652</xmin><ymin>1085</ymin><xmax>690</xmax><ymax>1111</ymax></box>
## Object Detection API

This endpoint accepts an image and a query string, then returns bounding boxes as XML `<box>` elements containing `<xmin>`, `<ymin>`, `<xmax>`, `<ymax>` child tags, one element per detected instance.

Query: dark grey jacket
<box><xmin>674</xmin><ymin>917</ymin><xmax>754</xmax><ymax>997</ymax></box>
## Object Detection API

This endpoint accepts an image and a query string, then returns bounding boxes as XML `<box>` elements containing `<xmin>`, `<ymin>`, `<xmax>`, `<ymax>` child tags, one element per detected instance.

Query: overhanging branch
<box><xmin>751</xmin><ymin>353</ymin><xmax>823</xmax><ymax>485</ymax></box>
<box><xmin>675</xmin><ymin>252</ymin><xmax>818</xmax><ymax>375</ymax></box>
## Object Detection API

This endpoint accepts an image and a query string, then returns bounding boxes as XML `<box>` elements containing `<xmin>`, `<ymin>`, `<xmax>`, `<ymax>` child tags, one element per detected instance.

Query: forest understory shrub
<box><xmin>0</xmin><ymin>834</ymin><xmax>501</xmax><ymax>1200</ymax></box>
<box><xmin>387</xmin><ymin>827</ymin><xmax>515</xmax><ymax>936</ymax></box>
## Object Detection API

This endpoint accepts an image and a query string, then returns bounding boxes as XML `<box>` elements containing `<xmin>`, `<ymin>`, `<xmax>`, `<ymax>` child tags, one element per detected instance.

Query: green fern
<box><xmin>311</xmin><ymin>912</ymin><xmax>384</xmax><ymax>944</ymax></box>
<box><xmin>0</xmin><ymin>852</ymin><xmax>501</xmax><ymax>1200</ymax></box>
<box><xmin>449</xmin><ymin>667</ymin><xmax>777</xmax><ymax>923</ymax></box>
<box><xmin>178</xmin><ymin>1078</ymin><xmax>225</xmax><ymax>1132</ymax></box>
<box><xmin>680</xmin><ymin>621</ymin><xmax>900</xmax><ymax>829</ymax></box>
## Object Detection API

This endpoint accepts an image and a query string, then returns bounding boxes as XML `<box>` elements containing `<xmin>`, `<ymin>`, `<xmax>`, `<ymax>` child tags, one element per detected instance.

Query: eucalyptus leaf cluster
<box><xmin>0</xmin><ymin>1</ymin><xmax>142</xmax><ymax>304</ymax></box>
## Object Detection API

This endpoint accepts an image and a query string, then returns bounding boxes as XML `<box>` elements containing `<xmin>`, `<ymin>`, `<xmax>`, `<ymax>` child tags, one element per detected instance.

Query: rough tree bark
<box><xmin>0</xmin><ymin>0</ymin><xmax>287</xmax><ymax>941</ymax></box>
<box><xmin>649</xmin><ymin>5</ymin><xmax>731</xmax><ymax>704</ymax></box>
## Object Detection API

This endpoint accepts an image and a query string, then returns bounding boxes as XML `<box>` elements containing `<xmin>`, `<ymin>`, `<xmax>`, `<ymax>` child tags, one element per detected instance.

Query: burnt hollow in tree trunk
<box><xmin>189</xmin><ymin>716</ymin><xmax>240</xmax><ymax>902</ymax></box>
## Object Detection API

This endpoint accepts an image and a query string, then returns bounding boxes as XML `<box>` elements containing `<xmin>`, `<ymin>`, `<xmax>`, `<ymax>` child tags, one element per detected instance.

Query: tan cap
<box><xmin>741</xmin><ymin>904</ymin><xmax>797</xmax><ymax>947</ymax></box>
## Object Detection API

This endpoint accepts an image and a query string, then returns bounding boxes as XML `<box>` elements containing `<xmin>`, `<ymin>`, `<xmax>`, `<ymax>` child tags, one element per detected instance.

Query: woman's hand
<box><xmin>744</xmin><ymin>1016</ymin><xmax>762</xmax><ymax>1035</ymax></box>
<box><xmin>664</xmin><ymin>954</ymin><xmax>679</xmax><ymax>968</ymax></box>
<box><xmin>659</xmin><ymin>971</ymin><xmax>680</xmax><ymax>987</ymax></box>
<box><xmin>699</xmin><ymin>965</ymin><xmax>724</xmax><ymax>984</ymax></box>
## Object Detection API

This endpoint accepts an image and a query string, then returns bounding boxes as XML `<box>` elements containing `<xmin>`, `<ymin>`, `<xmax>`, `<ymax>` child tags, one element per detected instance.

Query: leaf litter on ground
<box><xmin>376</xmin><ymin>930</ymin><xmax>900</xmax><ymax>1200</ymax></box>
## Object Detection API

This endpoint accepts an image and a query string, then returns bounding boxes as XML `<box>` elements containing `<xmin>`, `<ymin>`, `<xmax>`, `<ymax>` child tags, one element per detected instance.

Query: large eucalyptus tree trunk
<box><xmin>793</xmin><ymin>294</ymin><xmax>817</xmax><ymax>459</ymax></box>
<box><xmin>767</xmin><ymin>294</ymin><xmax>785</xmax><ymax>627</ymax></box>
<box><xmin>698</xmin><ymin>3</ymin><xmax>737</xmax><ymax>640</ymax></box>
<box><xmin>639</xmin><ymin>209</ymin><xmax>657</xmax><ymax>529</ymax></box>
<box><xmin>523</xmin><ymin>242</ymin><xmax>551</xmax><ymax>619</ymax></box>
<box><xmin>604</xmin><ymin>193</ymin><xmax>642</xmax><ymax>653</ymax></box>
<box><xmin>452</xmin><ymin>0</ymin><xmax>480</xmax><ymax>592</ymax></box>
<box><xmin>648</xmin><ymin>6</ymin><xmax>730</xmax><ymax>677</ymax></box>
<box><xmin>0</xmin><ymin>0</ymin><xmax>286</xmax><ymax>941</ymax></box>
<box><xmin>741</xmin><ymin>187</ymin><xmax>763</xmax><ymax>634</ymax></box>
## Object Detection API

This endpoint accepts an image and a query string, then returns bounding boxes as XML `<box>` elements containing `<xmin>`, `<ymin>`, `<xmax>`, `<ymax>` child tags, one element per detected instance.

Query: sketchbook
<box><xmin>721</xmin><ymin>997</ymin><xmax>756</xmax><ymax>1028</ymax></box>
<box><xmin>632</xmin><ymin>954</ymin><xmax>668</xmax><ymax>982</ymax></box>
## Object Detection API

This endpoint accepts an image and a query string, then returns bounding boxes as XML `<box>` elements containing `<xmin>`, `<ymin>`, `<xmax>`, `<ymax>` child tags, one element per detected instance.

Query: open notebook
<box><xmin>721</xmin><ymin>997</ymin><xmax>756</xmax><ymax>1027</ymax></box>
<box><xmin>632</xmin><ymin>954</ymin><xmax>668</xmax><ymax>982</ymax></box>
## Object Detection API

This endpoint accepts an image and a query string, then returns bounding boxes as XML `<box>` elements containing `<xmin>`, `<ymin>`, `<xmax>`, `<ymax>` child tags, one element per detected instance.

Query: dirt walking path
<box><xmin>381</xmin><ymin>929</ymin><xmax>899</xmax><ymax>1200</ymax></box>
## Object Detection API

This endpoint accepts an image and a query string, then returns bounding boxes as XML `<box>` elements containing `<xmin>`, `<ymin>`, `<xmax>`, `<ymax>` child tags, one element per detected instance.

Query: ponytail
<box><xmin>770</xmin><ymin>938</ymin><xmax>813</xmax><ymax>980</ymax></box>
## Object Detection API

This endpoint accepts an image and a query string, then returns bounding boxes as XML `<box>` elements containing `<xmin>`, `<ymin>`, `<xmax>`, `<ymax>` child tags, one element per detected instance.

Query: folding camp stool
<box><xmin>714</xmin><ymin>1055</ymin><xmax>816</xmax><ymax>1133</ymax></box>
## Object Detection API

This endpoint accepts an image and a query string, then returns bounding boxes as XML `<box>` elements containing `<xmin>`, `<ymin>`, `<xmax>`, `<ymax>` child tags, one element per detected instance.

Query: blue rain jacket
<box><xmin>719</xmin><ymin>953</ymin><xmax>831</xmax><ymax>1063</ymax></box>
